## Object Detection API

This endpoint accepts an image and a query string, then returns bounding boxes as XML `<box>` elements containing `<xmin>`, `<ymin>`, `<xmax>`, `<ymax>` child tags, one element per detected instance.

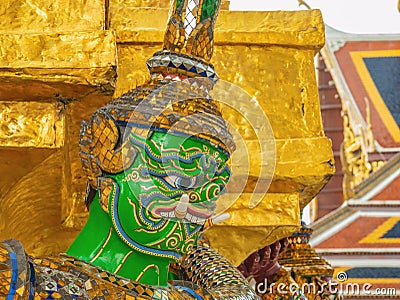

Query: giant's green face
<box><xmin>107</xmin><ymin>130</ymin><xmax>231</xmax><ymax>261</ymax></box>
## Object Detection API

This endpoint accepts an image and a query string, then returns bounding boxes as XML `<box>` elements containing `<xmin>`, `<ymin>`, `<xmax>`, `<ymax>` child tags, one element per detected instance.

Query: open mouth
<box><xmin>152</xmin><ymin>194</ymin><xmax>230</xmax><ymax>227</ymax></box>
<box><xmin>152</xmin><ymin>193</ymin><xmax>217</xmax><ymax>224</ymax></box>
<box><xmin>155</xmin><ymin>205</ymin><xmax>212</xmax><ymax>224</ymax></box>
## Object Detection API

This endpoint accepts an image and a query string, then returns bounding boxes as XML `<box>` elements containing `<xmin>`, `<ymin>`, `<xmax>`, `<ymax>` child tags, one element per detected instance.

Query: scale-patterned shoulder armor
<box><xmin>0</xmin><ymin>239</ymin><xmax>32</xmax><ymax>299</ymax></box>
<box><xmin>181</xmin><ymin>245</ymin><xmax>260</xmax><ymax>300</ymax></box>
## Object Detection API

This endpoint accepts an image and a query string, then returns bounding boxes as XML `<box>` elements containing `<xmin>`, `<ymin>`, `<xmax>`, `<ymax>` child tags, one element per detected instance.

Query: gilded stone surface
<box><xmin>0</xmin><ymin>31</ymin><xmax>117</xmax><ymax>94</ymax></box>
<box><xmin>0</xmin><ymin>30</ymin><xmax>118</xmax><ymax>229</ymax></box>
<box><xmin>0</xmin><ymin>151</ymin><xmax>78</xmax><ymax>256</ymax></box>
<box><xmin>0</xmin><ymin>148</ymin><xmax>54</xmax><ymax>205</ymax></box>
<box><xmin>273</xmin><ymin>138</ymin><xmax>334</xmax><ymax>209</ymax></box>
<box><xmin>114</xmin><ymin>44</ymin><xmax>161</xmax><ymax>97</ymax></box>
<box><xmin>206</xmin><ymin>193</ymin><xmax>300</xmax><ymax>266</ymax></box>
<box><xmin>0</xmin><ymin>101</ymin><xmax>63</xmax><ymax>148</ymax></box>
<box><xmin>213</xmin><ymin>45</ymin><xmax>325</xmax><ymax>140</ymax></box>
<box><xmin>0</xmin><ymin>0</ymin><xmax>105</xmax><ymax>33</ymax></box>
<box><xmin>110</xmin><ymin>0</ymin><xmax>229</xmax><ymax>9</ymax></box>
<box><xmin>110</xmin><ymin>0</ymin><xmax>170</xmax><ymax>7</ymax></box>
<box><xmin>111</xmin><ymin>9</ymin><xmax>324</xmax><ymax>47</ymax></box>
<box><xmin>215</xmin><ymin>10</ymin><xmax>324</xmax><ymax>48</ymax></box>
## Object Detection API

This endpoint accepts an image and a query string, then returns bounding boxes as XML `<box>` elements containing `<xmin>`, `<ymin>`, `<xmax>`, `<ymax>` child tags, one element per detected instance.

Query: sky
<box><xmin>230</xmin><ymin>0</ymin><xmax>400</xmax><ymax>34</ymax></box>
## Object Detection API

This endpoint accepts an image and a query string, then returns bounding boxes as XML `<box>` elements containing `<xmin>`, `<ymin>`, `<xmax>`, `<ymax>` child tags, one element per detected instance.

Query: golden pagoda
<box><xmin>0</xmin><ymin>1</ymin><xmax>335</xmax><ymax>298</ymax></box>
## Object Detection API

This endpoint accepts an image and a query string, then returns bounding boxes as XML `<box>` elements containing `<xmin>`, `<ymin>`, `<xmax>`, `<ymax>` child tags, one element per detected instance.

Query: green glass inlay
<box><xmin>176</xmin><ymin>0</ymin><xmax>183</xmax><ymax>10</ymax></box>
<box><xmin>201</xmin><ymin>0</ymin><xmax>220</xmax><ymax>22</ymax></box>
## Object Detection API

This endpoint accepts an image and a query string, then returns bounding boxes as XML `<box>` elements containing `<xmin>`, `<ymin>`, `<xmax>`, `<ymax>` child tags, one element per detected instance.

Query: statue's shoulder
<box><xmin>0</xmin><ymin>239</ymin><xmax>32</xmax><ymax>299</ymax></box>
<box><xmin>0</xmin><ymin>244</ymin><xmax>129</xmax><ymax>300</ymax></box>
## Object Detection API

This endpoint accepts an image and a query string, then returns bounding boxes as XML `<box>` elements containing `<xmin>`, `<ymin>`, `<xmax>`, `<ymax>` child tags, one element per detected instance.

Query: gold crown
<box><xmin>165</xmin><ymin>0</ymin><xmax>221</xmax><ymax>61</ymax></box>
<box><xmin>79</xmin><ymin>0</ymin><xmax>235</xmax><ymax>192</ymax></box>
<box><xmin>147</xmin><ymin>0</ymin><xmax>222</xmax><ymax>83</ymax></box>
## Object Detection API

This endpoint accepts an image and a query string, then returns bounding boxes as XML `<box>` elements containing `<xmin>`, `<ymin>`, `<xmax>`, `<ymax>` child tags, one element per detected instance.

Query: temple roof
<box><xmin>311</xmin><ymin>196</ymin><xmax>400</xmax><ymax>298</ymax></box>
<box><xmin>323</xmin><ymin>27</ymin><xmax>400</xmax><ymax>149</ymax></box>
<box><xmin>312</xmin><ymin>26</ymin><xmax>400</xmax><ymax>298</ymax></box>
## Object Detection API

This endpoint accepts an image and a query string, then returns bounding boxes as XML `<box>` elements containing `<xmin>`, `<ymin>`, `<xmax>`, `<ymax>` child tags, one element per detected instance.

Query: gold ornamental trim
<box><xmin>111</xmin><ymin>8</ymin><xmax>325</xmax><ymax>48</ymax></box>
<box><xmin>0</xmin><ymin>31</ymin><xmax>117</xmax><ymax>93</ymax></box>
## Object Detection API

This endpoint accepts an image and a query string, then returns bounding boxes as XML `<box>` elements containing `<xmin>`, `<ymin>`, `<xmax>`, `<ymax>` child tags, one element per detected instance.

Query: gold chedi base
<box><xmin>276</xmin><ymin>223</ymin><xmax>336</xmax><ymax>299</ymax></box>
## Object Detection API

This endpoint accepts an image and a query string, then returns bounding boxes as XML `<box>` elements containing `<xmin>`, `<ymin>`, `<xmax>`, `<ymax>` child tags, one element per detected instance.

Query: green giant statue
<box><xmin>0</xmin><ymin>0</ymin><xmax>259</xmax><ymax>299</ymax></box>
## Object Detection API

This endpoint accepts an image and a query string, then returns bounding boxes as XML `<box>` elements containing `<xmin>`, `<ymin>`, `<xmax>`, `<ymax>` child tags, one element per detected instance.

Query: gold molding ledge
<box><xmin>206</xmin><ymin>192</ymin><xmax>300</xmax><ymax>266</ymax></box>
<box><xmin>274</xmin><ymin>137</ymin><xmax>335</xmax><ymax>209</ymax></box>
<box><xmin>0</xmin><ymin>0</ymin><xmax>105</xmax><ymax>33</ymax></box>
<box><xmin>0</xmin><ymin>31</ymin><xmax>117</xmax><ymax>99</ymax></box>
<box><xmin>0</xmin><ymin>101</ymin><xmax>64</xmax><ymax>148</ymax></box>
<box><xmin>109</xmin><ymin>0</ymin><xmax>230</xmax><ymax>9</ymax></box>
<box><xmin>111</xmin><ymin>8</ymin><xmax>325</xmax><ymax>48</ymax></box>
<box><xmin>227</xmin><ymin>137</ymin><xmax>335</xmax><ymax>209</ymax></box>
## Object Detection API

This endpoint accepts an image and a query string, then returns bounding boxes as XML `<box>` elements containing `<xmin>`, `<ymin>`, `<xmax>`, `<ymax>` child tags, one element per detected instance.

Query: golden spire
<box><xmin>164</xmin><ymin>0</ymin><xmax>222</xmax><ymax>61</ymax></box>
<box><xmin>147</xmin><ymin>0</ymin><xmax>222</xmax><ymax>83</ymax></box>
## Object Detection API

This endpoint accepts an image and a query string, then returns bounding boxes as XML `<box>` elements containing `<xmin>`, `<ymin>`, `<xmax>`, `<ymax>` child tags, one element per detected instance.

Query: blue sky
<box><xmin>230</xmin><ymin>0</ymin><xmax>400</xmax><ymax>34</ymax></box>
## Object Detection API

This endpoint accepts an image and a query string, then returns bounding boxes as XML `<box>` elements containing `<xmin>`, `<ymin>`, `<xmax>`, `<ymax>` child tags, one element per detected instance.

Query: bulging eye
<box><xmin>164</xmin><ymin>175</ymin><xmax>197</xmax><ymax>190</ymax></box>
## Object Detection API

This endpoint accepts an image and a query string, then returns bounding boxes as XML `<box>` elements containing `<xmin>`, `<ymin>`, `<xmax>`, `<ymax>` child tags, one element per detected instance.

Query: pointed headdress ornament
<box><xmin>79</xmin><ymin>0</ymin><xmax>235</xmax><ymax>189</ymax></box>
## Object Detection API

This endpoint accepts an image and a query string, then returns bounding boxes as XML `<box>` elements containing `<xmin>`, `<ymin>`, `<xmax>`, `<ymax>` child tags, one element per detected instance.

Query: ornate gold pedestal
<box><xmin>278</xmin><ymin>224</ymin><xmax>335</xmax><ymax>299</ymax></box>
